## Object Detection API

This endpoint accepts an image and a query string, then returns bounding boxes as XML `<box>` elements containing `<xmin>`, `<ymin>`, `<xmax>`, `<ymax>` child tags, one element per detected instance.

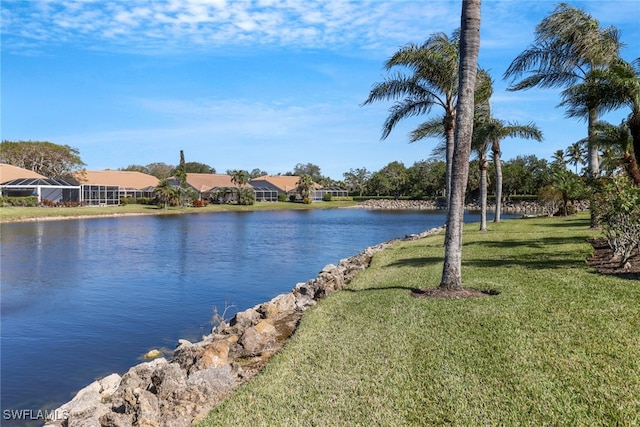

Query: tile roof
<box><xmin>0</xmin><ymin>163</ymin><xmax>47</xmax><ymax>183</ymax></box>
<box><xmin>182</xmin><ymin>173</ymin><xmax>251</xmax><ymax>192</ymax></box>
<box><xmin>250</xmin><ymin>175</ymin><xmax>321</xmax><ymax>192</ymax></box>
<box><xmin>75</xmin><ymin>170</ymin><xmax>160</xmax><ymax>189</ymax></box>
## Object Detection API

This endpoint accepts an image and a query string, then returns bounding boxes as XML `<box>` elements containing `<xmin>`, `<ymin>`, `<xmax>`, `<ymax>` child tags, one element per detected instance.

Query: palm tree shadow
<box><xmin>385</xmin><ymin>256</ymin><xmax>443</xmax><ymax>268</ymax></box>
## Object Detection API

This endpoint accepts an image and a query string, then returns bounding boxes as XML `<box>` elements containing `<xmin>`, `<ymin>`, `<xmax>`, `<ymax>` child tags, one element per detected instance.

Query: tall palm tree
<box><xmin>565</xmin><ymin>141</ymin><xmax>587</xmax><ymax>173</ymax></box>
<box><xmin>504</xmin><ymin>3</ymin><xmax>621</xmax><ymax>178</ymax></box>
<box><xmin>440</xmin><ymin>0</ymin><xmax>481</xmax><ymax>291</ymax></box>
<box><xmin>363</xmin><ymin>31</ymin><xmax>491</xmax><ymax>208</ymax></box>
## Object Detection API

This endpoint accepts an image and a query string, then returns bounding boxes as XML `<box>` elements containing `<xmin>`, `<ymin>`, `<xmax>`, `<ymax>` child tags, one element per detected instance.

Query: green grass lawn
<box><xmin>0</xmin><ymin>201</ymin><xmax>357</xmax><ymax>222</ymax></box>
<box><xmin>198</xmin><ymin>213</ymin><xmax>640</xmax><ymax>426</ymax></box>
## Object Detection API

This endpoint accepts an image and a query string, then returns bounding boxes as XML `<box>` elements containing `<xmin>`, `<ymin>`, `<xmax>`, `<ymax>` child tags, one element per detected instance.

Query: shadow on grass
<box><xmin>465</xmin><ymin>235</ymin><xmax>589</xmax><ymax>250</ymax></box>
<box><xmin>343</xmin><ymin>285</ymin><xmax>423</xmax><ymax>293</ymax></box>
<box><xmin>384</xmin><ymin>235</ymin><xmax>591</xmax><ymax>272</ymax></box>
<box><xmin>385</xmin><ymin>256</ymin><xmax>443</xmax><ymax>268</ymax></box>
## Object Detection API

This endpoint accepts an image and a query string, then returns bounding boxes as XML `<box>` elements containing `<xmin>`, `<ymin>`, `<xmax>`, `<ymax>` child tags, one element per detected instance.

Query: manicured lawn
<box><xmin>0</xmin><ymin>201</ymin><xmax>357</xmax><ymax>222</ymax></box>
<box><xmin>198</xmin><ymin>213</ymin><xmax>640</xmax><ymax>426</ymax></box>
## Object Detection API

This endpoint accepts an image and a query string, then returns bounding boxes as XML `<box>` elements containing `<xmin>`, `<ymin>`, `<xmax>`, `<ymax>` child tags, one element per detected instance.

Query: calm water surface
<box><xmin>1</xmin><ymin>208</ymin><xmax>514</xmax><ymax>424</ymax></box>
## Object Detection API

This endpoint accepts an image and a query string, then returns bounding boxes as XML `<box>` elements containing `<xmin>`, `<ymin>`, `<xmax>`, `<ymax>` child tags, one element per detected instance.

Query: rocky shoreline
<box><xmin>45</xmin><ymin>227</ymin><xmax>443</xmax><ymax>427</ymax></box>
<box><xmin>356</xmin><ymin>198</ymin><xmax>589</xmax><ymax>214</ymax></box>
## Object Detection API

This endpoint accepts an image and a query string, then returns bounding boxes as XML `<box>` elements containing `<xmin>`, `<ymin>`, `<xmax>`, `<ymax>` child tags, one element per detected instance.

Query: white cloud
<box><xmin>1</xmin><ymin>0</ymin><xmax>464</xmax><ymax>55</ymax></box>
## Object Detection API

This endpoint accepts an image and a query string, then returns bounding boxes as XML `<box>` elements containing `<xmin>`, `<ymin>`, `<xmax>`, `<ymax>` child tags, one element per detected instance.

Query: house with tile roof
<box><xmin>248</xmin><ymin>175</ymin><xmax>348</xmax><ymax>201</ymax></box>
<box><xmin>0</xmin><ymin>163</ymin><xmax>82</xmax><ymax>204</ymax></box>
<box><xmin>0</xmin><ymin>163</ymin><xmax>47</xmax><ymax>182</ymax></box>
<box><xmin>74</xmin><ymin>170</ymin><xmax>160</xmax><ymax>205</ymax></box>
<box><xmin>168</xmin><ymin>173</ymin><xmax>279</xmax><ymax>203</ymax></box>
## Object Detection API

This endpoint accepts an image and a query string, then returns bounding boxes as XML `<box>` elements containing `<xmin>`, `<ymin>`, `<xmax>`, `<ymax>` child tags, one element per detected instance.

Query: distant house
<box><xmin>248</xmin><ymin>175</ymin><xmax>348</xmax><ymax>201</ymax></box>
<box><xmin>74</xmin><ymin>170</ymin><xmax>160</xmax><ymax>205</ymax></box>
<box><xmin>168</xmin><ymin>173</ymin><xmax>278</xmax><ymax>203</ymax></box>
<box><xmin>0</xmin><ymin>163</ymin><xmax>81</xmax><ymax>204</ymax></box>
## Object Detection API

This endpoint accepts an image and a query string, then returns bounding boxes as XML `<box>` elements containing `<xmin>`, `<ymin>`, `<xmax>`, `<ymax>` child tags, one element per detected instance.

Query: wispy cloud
<box><xmin>1</xmin><ymin>0</ymin><xmax>461</xmax><ymax>55</ymax></box>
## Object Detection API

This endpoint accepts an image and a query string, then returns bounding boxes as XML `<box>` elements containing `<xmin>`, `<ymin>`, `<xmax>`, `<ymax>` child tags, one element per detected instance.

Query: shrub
<box><xmin>192</xmin><ymin>199</ymin><xmax>209</xmax><ymax>207</ymax></box>
<box><xmin>538</xmin><ymin>185</ymin><xmax>562</xmax><ymax>217</ymax></box>
<box><xmin>322</xmin><ymin>193</ymin><xmax>332</xmax><ymax>202</ymax></box>
<box><xmin>277</xmin><ymin>193</ymin><xmax>287</xmax><ymax>202</ymax></box>
<box><xmin>238</xmin><ymin>188</ymin><xmax>255</xmax><ymax>206</ymax></box>
<box><xmin>0</xmin><ymin>196</ymin><xmax>38</xmax><ymax>207</ymax></box>
<box><xmin>593</xmin><ymin>176</ymin><xmax>640</xmax><ymax>266</ymax></box>
<box><xmin>303</xmin><ymin>197</ymin><xmax>312</xmax><ymax>204</ymax></box>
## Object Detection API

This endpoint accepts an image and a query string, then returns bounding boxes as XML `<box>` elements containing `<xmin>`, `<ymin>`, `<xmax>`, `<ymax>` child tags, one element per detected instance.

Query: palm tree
<box><xmin>597</xmin><ymin>58</ymin><xmax>640</xmax><ymax>172</ymax></box>
<box><xmin>363</xmin><ymin>31</ymin><xmax>491</xmax><ymax>208</ymax></box>
<box><xmin>504</xmin><ymin>3</ymin><xmax>621</xmax><ymax>178</ymax></box>
<box><xmin>484</xmin><ymin>120</ymin><xmax>543</xmax><ymax>222</ymax></box>
<box><xmin>296</xmin><ymin>174</ymin><xmax>314</xmax><ymax>203</ymax></box>
<box><xmin>471</xmin><ymin>99</ymin><xmax>492</xmax><ymax>232</ymax></box>
<box><xmin>230</xmin><ymin>169</ymin><xmax>250</xmax><ymax>204</ymax></box>
<box><xmin>440</xmin><ymin>0</ymin><xmax>481</xmax><ymax>291</ymax></box>
<box><xmin>591</xmin><ymin>120</ymin><xmax>640</xmax><ymax>184</ymax></box>
<box><xmin>565</xmin><ymin>141</ymin><xmax>587</xmax><ymax>173</ymax></box>
<box><xmin>154</xmin><ymin>179</ymin><xmax>177</xmax><ymax>209</ymax></box>
<box><xmin>552</xmin><ymin>149</ymin><xmax>567</xmax><ymax>166</ymax></box>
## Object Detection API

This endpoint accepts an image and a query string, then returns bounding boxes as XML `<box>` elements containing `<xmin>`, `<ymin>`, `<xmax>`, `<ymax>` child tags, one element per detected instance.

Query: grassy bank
<box><xmin>198</xmin><ymin>213</ymin><xmax>639</xmax><ymax>426</ymax></box>
<box><xmin>0</xmin><ymin>201</ymin><xmax>358</xmax><ymax>223</ymax></box>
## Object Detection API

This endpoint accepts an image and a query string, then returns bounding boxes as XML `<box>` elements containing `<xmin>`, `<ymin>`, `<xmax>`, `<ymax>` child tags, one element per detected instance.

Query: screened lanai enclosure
<box><xmin>0</xmin><ymin>177</ymin><xmax>81</xmax><ymax>204</ymax></box>
<box><xmin>82</xmin><ymin>184</ymin><xmax>120</xmax><ymax>206</ymax></box>
<box><xmin>252</xmin><ymin>187</ymin><xmax>278</xmax><ymax>202</ymax></box>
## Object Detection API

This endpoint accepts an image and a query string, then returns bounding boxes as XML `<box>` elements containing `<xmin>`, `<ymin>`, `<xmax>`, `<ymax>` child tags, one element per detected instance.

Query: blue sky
<box><xmin>2</xmin><ymin>1</ymin><xmax>639</xmax><ymax>180</ymax></box>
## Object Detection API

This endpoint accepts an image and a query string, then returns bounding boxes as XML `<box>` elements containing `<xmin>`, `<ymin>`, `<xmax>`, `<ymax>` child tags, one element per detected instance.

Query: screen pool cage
<box><xmin>0</xmin><ymin>177</ymin><xmax>81</xmax><ymax>204</ymax></box>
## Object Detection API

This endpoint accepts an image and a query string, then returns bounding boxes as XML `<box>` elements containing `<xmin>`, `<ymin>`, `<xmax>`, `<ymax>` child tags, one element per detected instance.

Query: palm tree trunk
<box><xmin>445</xmin><ymin>111</ymin><xmax>456</xmax><ymax>209</ymax></box>
<box><xmin>587</xmin><ymin>107</ymin><xmax>600</xmax><ymax>176</ymax></box>
<box><xmin>440</xmin><ymin>0</ymin><xmax>481</xmax><ymax>291</ymax></box>
<box><xmin>493</xmin><ymin>143</ymin><xmax>503</xmax><ymax>222</ymax></box>
<box><xmin>629</xmin><ymin>111</ymin><xmax>640</xmax><ymax>181</ymax></box>
<box><xmin>588</xmin><ymin>107</ymin><xmax>600</xmax><ymax>228</ymax></box>
<box><xmin>479</xmin><ymin>156</ymin><xmax>488</xmax><ymax>231</ymax></box>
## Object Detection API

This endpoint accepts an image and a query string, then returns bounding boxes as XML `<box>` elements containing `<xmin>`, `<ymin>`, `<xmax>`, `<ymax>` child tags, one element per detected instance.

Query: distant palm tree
<box><xmin>230</xmin><ymin>169</ymin><xmax>250</xmax><ymax>203</ymax></box>
<box><xmin>154</xmin><ymin>179</ymin><xmax>177</xmax><ymax>209</ymax></box>
<box><xmin>471</xmin><ymin>101</ymin><xmax>492</xmax><ymax>232</ymax></box>
<box><xmin>484</xmin><ymin>119</ymin><xmax>543</xmax><ymax>222</ymax></box>
<box><xmin>565</xmin><ymin>142</ymin><xmax>587</xmax><ymax>173</ymax></box>
<box><xmin>296</xmin><ymin>174</ymin><xmax>314</xmax><ymax>203</ymax></box>
<box><xmin>504</xmin><ymin>3</ymin><xmax>621</xmax><ymax>178</ymax></box>
<box><xmin>552</xmin><ymin>149</ymin><xmax>567</xmax><ymax>166</ymax></box>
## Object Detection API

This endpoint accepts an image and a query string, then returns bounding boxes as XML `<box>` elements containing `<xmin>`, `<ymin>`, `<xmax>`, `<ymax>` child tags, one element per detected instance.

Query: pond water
<box><xmin>0</xmin><ymin>208</ymin><xmax>516</xmax><ymax>425</ymax></box>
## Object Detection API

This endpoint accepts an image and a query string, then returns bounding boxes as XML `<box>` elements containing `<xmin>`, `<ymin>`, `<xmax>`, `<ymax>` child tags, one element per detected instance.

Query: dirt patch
<box><xmin>586</xmin><ymin>238</ymin><xmax>640</xmax><ymax>280</ymax></box>
<box><xmin>410</xmin><ymin>287</ymin><xmax>498</xmax><ymax>299</ymax></box>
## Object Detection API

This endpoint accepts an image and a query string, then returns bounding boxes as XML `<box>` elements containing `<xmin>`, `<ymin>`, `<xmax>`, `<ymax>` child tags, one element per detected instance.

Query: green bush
<box><xmin>238</xmin><ymin>188</ymin><xmax>256</xmax><ymax>206</ymax></box>
<box><xmin>0</xmin><ymin>196</ymin><xmax>38</xmax><ymax>207</ymax></box>
<box><xmin>593</xmin><ymin>176</ymin><xmax>640</xmax><ymax>265</ymax></box>
<box><xmin>322</xmin><ymin>193</ymin><xmax>332</xmax><ymax>202</ymax></box>
<box><xmin>277</xmin><ymin>193</ymin><xmax>287</xmax><ymax>202</ymax></box>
